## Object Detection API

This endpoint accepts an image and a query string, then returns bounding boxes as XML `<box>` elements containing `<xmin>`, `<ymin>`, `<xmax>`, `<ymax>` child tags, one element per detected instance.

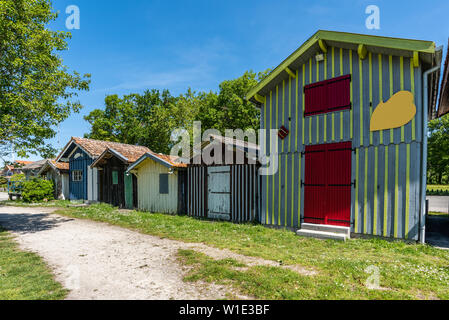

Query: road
<box><xmin>427</xmin><ymin>196</ymin><xmax>449</xmax><ymax>214</ymax></box>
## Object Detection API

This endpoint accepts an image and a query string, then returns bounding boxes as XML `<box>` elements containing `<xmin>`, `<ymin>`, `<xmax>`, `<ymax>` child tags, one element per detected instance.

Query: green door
<box><xmin>124</xmin><ymin>172</ymin><xmax>133</xmax><ymax>209</ymax></box>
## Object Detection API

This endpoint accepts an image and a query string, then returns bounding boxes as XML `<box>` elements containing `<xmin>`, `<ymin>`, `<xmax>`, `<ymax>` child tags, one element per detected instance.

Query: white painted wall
<box><xmin>135</xmin><ymin>159</ymin><xmax>178</xmax><ymax>214</ymax></box>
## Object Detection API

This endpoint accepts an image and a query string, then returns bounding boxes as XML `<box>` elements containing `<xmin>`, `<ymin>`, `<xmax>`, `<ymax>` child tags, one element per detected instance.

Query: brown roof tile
<box><xmin>51</xmin><ymin>160</ymin><xmax>69</xmax><ymax>171</ymax></box>
<box><xmin>71</xmin><ymin>137</ymin><xmax>151</xmax><ymax>162</ymax></box>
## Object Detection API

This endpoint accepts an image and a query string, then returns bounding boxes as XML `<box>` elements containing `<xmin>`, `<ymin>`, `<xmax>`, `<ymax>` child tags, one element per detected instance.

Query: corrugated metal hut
<box><xmin>188</xmin><ymin>135</ymin><xmax>260</xmax><ymax>223</ymax></box>
<box><xmin>247</xmin><ymin>30</ymin><xmax>445</xmax><ymax>241</ymax></box>
<box><xmin>38</xmin><ymin>160</ymin><xmax>70</xmax><ymax>200</ymax></box>
<box><xmin>126</xmin><ymin>152</ymin><xmax>187</xmax><ymax>214</ymax></box>
<box><xmin>90</xmin><ymin>145</ymin><xmax>151</xmax><ymax>209</ymax></box>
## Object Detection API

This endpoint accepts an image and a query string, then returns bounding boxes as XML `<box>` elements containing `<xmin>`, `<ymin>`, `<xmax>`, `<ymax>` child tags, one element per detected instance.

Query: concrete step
<box><xmin>296</xmin><ymin>229</ymin><xmax>348</xmax><ymax>241</ymax></box>
<box><xmin>301</xmin><ymin>223</ymin><xmax>351</xmax><ymax>237</ymax></box>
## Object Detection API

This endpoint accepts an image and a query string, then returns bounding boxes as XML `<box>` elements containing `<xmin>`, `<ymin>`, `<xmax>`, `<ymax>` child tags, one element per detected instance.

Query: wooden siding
<box><xmin>98</xmin><ymin>157</ymin><xmax>126</xmax><ymax>208</ymax></box>
<box><xmin>136</xmin><ymin>159</ymin><xmax>179</xmax><ymax>214</ymax></box>
<box><xmin>69</xmin><ymin>148</ymin><xmax>92</xmax><ymax>200</ymax></box>
<box><xmin>261</xmin><ymin>45</ymin><xmax>424</xmax><ymax>240</ymax></box>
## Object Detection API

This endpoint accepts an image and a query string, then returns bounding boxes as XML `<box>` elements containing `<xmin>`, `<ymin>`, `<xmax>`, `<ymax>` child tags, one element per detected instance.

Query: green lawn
<box><xmin>2</xmin><ymin>200</ymin><xmax>449</xmax><ymax>300</ymax></box>
<box><xmin>32</xmin><ymin>202</ymin><xmax>449</xmax><ymax>300</ymax></box>
<box><xmin>0</xmin><ymin>228</ymin><xmax>67</xmax><ymax>300</ymax></box>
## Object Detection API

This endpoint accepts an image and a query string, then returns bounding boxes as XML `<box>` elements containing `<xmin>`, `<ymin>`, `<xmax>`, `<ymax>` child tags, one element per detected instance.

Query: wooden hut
<box><xmin>187</xmin><ymin>134</ymin><xmax>260</xmax><ymax>223</ymax></box>
<box><xmin>246</xmin><ymin>30</ymin><xmax>447</xmax><ymax>241</ymax></box>
<box><xmin>56</xmin><ymin>137</ymin><xmax>149</xmax><ymax>202</ymax></box>
<box><xmin>126</xmin><ymin>152</ymin><xmax>187</xmax><ymax>214</ymax></box>
<box><xmin>22</xmin><ymin>159</ymin><xmax>48</xmax><ymax>180</ymax></box>
<box><xmin>90</xmin><ymin>146</ymin><xmax>150</xmax><ymax>209</ymax></box>
<box><xmin>38</xmin><ymin>160</ymin><xmax>70</xmax><ymax>200</ymax></box>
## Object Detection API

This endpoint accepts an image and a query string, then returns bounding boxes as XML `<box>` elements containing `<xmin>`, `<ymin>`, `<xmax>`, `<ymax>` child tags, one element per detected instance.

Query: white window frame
<box><xmin>72</xmin><ymin>170</ymin><xmax>83</xmax><ymax>182</ymax></box>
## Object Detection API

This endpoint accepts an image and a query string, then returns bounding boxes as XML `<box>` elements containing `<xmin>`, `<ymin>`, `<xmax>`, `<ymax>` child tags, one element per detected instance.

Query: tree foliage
<box><xmin>84</xmin><ymin>70</ymin><xmax>270</xmax><ymax>154</ymax></box>
<box><xmin>0</xmin><ymin>0</ymin><xmax>90</xmax><ymax>159</ymax></box>
<box><xmin>428</xmin><ymin>114</ymin><xmax>449</xmax><ymax>184</ymax></box>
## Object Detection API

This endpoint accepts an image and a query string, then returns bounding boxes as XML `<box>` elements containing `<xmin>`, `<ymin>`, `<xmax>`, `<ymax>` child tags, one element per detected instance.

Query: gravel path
<box><xmin>0</xmin><ymin>205</ymin><xmax>314</xmax><ymax>300</ymax></box>
<box><xmin>0</xmin><ymin>206</ymin><xmax>232</xmax><ymax>300</ymax></box>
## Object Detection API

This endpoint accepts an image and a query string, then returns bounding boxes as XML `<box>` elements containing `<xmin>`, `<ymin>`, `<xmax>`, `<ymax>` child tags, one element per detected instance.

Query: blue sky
<box><xmin>11</xmin><ymin>0</ymin><xmax>449</xmax><ymax>163</ymax></box>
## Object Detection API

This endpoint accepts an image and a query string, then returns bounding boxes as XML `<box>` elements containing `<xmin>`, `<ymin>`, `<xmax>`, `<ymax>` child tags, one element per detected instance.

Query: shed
<box><xmin>22</xmin><ymin>159</ymin><xmax>48</xmax><ymax>180</ymax></box>
<box><xmin>187</xmin><ymin>134</ymin><xmax>260</xmax><ymax>223</ymax></box>
<box><xmin>38</xmin><ymin>160</ymin><xmax>70</xmax><ymax>200</ymax></box>
<box><xmin>90</xmin><ymin>146</ymin><xmax>150</xmax><ymax>209</ymax></box>
<box><xmin>246</xmin><ymin>30</ymin><xmax>446</xmax><ymax>241</ymax></box>
<box><xmin>126</xmin><ymin>152</ymin><xmax>187</xmax><ymax>214</ymax></box>
<box><xmin>56</xmin><ymin>137</ymin><xmax>149</xmax><ymax>201</ymax></box>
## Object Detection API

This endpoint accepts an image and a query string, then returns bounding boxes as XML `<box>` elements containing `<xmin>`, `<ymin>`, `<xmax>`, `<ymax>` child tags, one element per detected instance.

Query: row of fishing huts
<box><xmin>48</xmin><ymin>30</ymin><xmax>448</xmax><ymax>242</ymax></box>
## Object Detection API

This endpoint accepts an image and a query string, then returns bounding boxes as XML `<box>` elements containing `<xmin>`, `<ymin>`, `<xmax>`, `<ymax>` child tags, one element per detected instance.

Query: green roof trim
<box><xmin>246</xmin><ymin>30</ymin><xmax>436</xmax><ymax>103</ymax></box>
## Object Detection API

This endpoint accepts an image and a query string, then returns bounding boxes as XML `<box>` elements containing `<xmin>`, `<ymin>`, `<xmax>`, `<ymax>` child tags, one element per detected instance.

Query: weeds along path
<box><xmin>0</xmin><ymin>205</ymin><xmax>314</xmax><ymax>300</ymax></box>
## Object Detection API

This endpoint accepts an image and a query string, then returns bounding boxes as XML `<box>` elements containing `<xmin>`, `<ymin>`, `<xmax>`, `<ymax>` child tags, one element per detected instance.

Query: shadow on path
<box><xmin>0</xmin><ymin>211</ymin><xmax>73</xmax><ymax>234</ymax></box>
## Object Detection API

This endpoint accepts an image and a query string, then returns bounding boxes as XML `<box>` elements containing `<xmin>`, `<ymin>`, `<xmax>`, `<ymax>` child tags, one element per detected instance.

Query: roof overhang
<box><xmin>437</xmin><ymin>39</ymin><xmax>449</xmax><ymax>118</ymax></box>
<box><xmin>126</xmin><ymin>153</ymin><xmax>176</xmax><ymax>174</ymax></box>
<box><xmin>246</xmin><ymin>30</ymin><xmax>437</xmax><ymax>106</ymax></box>
<box><xmin>90</xmin><ymin>148</ymin><xmax>129</xmax><ymax>168</ymax></box>
<box><xmin>37</xmin><ymin>160</ymin><xmax>67</xmax><ymax>176</ymax></box>
<box><xmin>56</xmin><ymin>138</ymin><xmax>94</xmax><ymax>162</ymax></box>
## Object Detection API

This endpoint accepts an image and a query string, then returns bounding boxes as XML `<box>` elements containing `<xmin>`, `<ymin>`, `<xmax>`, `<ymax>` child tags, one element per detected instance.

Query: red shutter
<box><xmin>304</xmin><ymin>142</ymin><xmax>352</xmax><ymax>227</ymax></box>
<box><xmin>304</xmin><ymin>74</ymin><xmax>351</xmax><ymax>116</ymax></box>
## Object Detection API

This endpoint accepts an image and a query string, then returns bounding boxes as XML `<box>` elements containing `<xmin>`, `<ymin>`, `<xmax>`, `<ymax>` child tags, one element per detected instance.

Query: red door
<box><xmin>304</xmin><ymin>142</ymin><xmax>352</xmax><ymax>227</ymax></box>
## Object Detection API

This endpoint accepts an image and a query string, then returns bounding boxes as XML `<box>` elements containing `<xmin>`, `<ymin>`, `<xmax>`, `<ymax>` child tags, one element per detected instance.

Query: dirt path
<box><xmin>0</xmin><ymin>205</ymin><xmax>314</xmax><ymax>300</ymax></box>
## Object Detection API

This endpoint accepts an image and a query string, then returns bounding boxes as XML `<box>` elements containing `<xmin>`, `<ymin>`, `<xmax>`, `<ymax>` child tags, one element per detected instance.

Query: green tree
<box><xmin>428</xmin><ymin>114</ymin><xmax>449</xmax><ymax>184</ymax></box>
<box><xmin>0</xmin><ymin>0</ymin><xmax>90</xmax><ymax>159</ymax></box>
<box><xmin>84</xmin><ymin>70</ymin><xmax>270</xmax><ymax>154</ymax></box>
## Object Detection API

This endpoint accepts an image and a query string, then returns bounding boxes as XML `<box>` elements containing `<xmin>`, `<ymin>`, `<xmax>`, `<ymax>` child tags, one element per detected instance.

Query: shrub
<box><xmin>10</xmin><ymin>173</ymin><xmax>25</xmax><ymax>182</ymax></box>
<box><xmin>22</xmin><ymin>179</ymin><xmax>54</xmax><ymax>203</ymax></box>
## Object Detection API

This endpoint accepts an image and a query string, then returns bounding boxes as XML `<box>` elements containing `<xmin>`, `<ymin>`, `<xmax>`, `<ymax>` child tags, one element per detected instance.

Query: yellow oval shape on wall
<box><xmin>370</xmin><ymin>91</ymin><xmax>416</xmax><ymax>132</ymax></box>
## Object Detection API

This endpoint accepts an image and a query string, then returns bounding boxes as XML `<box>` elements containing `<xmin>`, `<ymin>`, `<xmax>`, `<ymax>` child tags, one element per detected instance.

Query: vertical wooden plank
<box><xmin>394</xmin><ymin>144</ymin><xmax>399</xmax><ymax>238</ymax></box>
<box><xmin>378</xmin><ymin>54</ymin><xmax>384</xmax><ymax>145</ymax></box>
<box><xmin>383</xmin><ymin>146</ymin><xmax>389</xmax><ymax>237</ymax></box>
<box><xmin>355</xmin><ymin>148</ymin><xmax>360</xmax><ymax>233</ymax></box>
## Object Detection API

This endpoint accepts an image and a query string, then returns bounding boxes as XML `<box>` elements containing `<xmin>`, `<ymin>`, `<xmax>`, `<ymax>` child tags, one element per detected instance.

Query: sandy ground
<box><xmin>0</xmin><ymin>204</ymin><xmax>314</xmax><ymax>300</ymax></box>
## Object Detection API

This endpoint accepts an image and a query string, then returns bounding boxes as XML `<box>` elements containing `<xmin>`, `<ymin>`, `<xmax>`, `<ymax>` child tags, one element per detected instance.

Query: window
<box><xmin>112</xmin><ymin>171</ymin><xmax>119</xmax><ymax>185</ymax></box>
<box><xmin>72</xmin><ymin>170</ymin><xmax>82</xmax><ymax>182</ymax></box>
<box><xmin>159</xmin><ymin>174</ymin><xmax>169</xmax><ymax>194</ymax></box>
<box><xmin>304</xmin><ymin>74</ymin><xmax>351</xmax><ymax>116</ymax></box>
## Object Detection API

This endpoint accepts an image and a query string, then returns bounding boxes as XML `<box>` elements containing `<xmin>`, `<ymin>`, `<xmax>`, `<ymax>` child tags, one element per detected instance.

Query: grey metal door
<box><xmin>207</xmin><ymin>166</ymin><xmax>231</xmax><ymax>220</ymax></box>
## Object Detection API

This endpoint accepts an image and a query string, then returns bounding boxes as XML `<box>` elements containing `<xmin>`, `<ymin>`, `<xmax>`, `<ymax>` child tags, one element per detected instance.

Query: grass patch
<box><xmin>0</xmin><ymin>199</ymin><xmax>75</xmax><ymax>208</ymax></box>
<box><xmin>427</xmin><ymin>185</ymin><xmax>449</xmax><ymax>196</ymax></box>
<box><xmin>11</xmin><ymin>202</ymin><xmax>449</xmax><ymax>300</ymax></box>
<box><xmin>429</xmin><ymin>212</ymin><xmax>449</xmax><ymax>218</ymax></box>
<box><xmin>0</xmin><ymin>228</ymin><xmax>67</xmax><ymax>300</ymax></box>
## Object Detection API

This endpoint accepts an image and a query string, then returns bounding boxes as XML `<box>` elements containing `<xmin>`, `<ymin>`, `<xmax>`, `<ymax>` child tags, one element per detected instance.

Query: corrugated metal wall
<box><xmin>261</xmin><ymin>46</ymin><xmax>423</xmax><ymax>240</ymax></box>
<box><xmin>188</xmin><ymin>166</ymin><xmax>207</xmax><ymax>217</ymax></box>
<box><xmin>188</xmin><ymin>164</ymin><xmax>260</xmax><ymax>223</ymax></box>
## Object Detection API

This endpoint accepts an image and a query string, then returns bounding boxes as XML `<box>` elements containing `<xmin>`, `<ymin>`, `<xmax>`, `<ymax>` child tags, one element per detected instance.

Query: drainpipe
<box><xmin>419</xmin><ymin>65</ymin><xmax>441</xmax><ymax>244</ymax></box>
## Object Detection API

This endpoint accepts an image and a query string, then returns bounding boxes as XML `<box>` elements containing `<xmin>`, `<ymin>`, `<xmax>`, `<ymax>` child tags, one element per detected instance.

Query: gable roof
<box><xmin>126</xmin><ymin>152</ymin><xmax>187</xmax><ymax>173</ymax></box>
<box><xmin>90</xmin><ymin>146</ymin><xmax>151</xmax><ymax>168</ymax></box>
<box><xmin>21</xmin><ymin>159</ymin><xmax>49</xmax><ymax>171</ymax></box>
<box><xmin>38</xmin><ymin>160</ymin><xmax>69</xmax><ymax>176</ymax></box>
<box><xmin>189</xmin><ymin>134</ymin><xmax>260</xmax><ymax>165</ymax></box>
<box><xmin>246</xmin><ymin>30</ymin><xmax>441</xmax><ymax>109</ymax></box>
<box><xmin>56</xmin><ymin>137</ymin><xmax>151</xmax><ymax>162</ymax></box>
